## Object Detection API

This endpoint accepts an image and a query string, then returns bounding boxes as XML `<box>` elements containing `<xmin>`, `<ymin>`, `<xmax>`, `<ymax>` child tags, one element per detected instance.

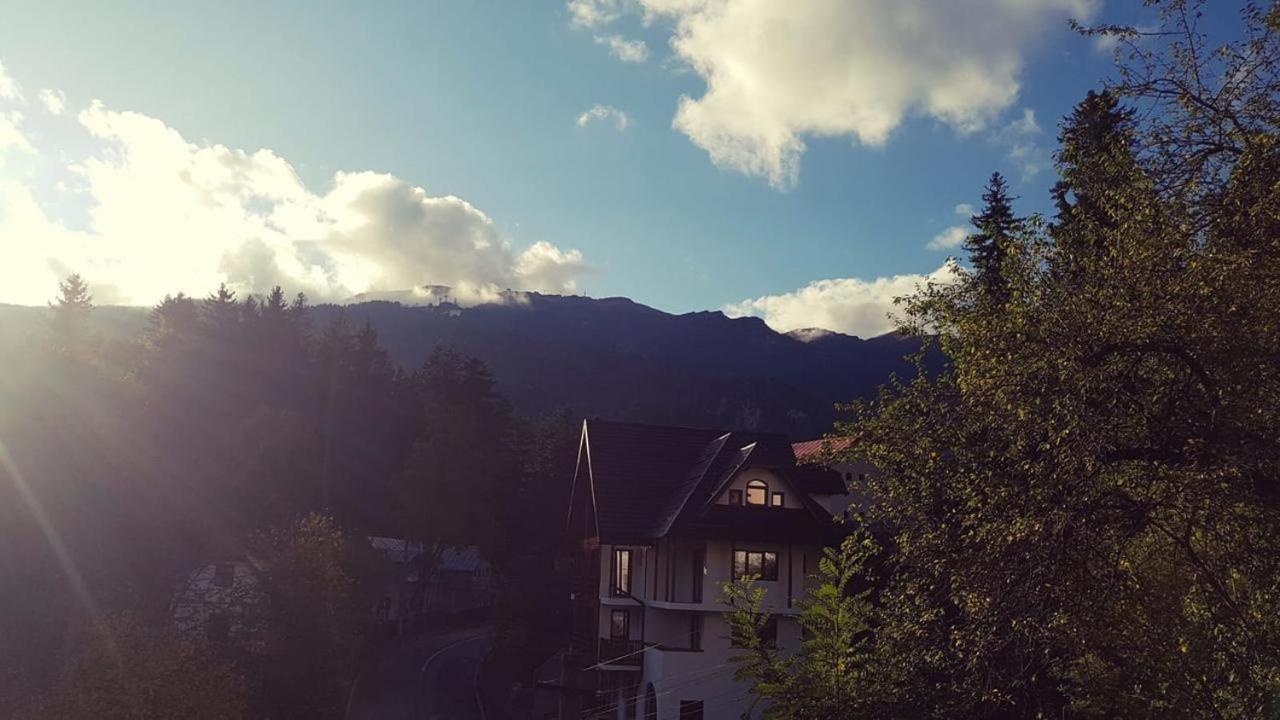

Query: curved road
<box><xmin>347</xmin><ymin>625</ymin><xmax>493</xmax><ymax>720</ymax></box>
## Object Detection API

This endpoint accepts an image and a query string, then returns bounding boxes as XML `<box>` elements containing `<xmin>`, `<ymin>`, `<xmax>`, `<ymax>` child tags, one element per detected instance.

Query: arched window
<box><xmin>644</xmin><ymin>683</ymin><xmax>658</xmax><ymax>720</ymax></box>
<box><xmin>745</xmin><ymin>479</ymin><xmax>768</xmax><ymax>506</ymax></box>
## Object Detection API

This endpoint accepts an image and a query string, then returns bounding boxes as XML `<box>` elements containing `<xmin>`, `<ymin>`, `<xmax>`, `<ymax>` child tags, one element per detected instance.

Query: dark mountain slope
<box><xmin>0</xmin><ymin>294</ymin><xmax>928</xmax><ymax>437</ymax></box>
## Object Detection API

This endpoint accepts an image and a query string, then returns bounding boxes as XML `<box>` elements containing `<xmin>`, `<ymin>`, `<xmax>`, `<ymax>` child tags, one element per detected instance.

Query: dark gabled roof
<box><xmin>581</xmin><ymin>419</ymin><xmax>842</xmax><ymax>544</ymax></box>
<box><xmin>584</xmin><ymin>420</ymin><xmax>729</xmax><ymax>544</ymax></box>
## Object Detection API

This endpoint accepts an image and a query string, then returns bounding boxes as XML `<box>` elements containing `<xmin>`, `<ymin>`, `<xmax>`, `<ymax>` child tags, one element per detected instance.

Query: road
<box><xmin>347</xmin><ymin>624</ymin><xmax>493</xmax><ymax>720</ymax></box>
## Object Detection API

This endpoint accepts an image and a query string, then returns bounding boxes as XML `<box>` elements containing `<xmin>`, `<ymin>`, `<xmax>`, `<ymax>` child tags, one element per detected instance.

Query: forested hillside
<box><xmin>1</xmin><ymin>292</ymin><xmax>926</xmax><ymax>438</ymax></box>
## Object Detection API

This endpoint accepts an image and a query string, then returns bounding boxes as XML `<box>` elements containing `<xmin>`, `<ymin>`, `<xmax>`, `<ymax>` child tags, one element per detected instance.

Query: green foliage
<box><xmin>809</xmin><ymin>5</ymin><xmax>1280</xmax><ymax>717</ymax></box>
<box><xmin>965</xmin><ymin>172</ymin><xmax>1022</xmax><ymax>301</ymax></box>
<box><xmin>251</xmin><ymin>513</ymin><xmax>386</xmax><ymax>720</ymax></box>
<box><xmin>13</xmin><ymin>615</ymin><xmax>248</xmax><ymax>720</ymax></box>
<box><xmin>723</xmin><ymin>532</ymin><xmax>878</xmax><ymax>720</ymax></box>
<box><xmin>396</xmin><ymin>347</ymin><xmax>519</xmax><ymax>555</ymax></box>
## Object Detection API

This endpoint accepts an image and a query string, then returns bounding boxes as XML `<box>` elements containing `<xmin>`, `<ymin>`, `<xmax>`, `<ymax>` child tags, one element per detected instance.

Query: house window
<box><xmin>688</xmin><ymin>613</ymin><xmax>702</xmax><ymax>650</ymax></box>
<box><xmin>679</xmin><ymin>700</ymin><xmax>704</xmax><ymax>720</ymax></box>
<box><xmin>732</xmin><ymin>550</ymin><xmax>778</xmax><ymax>581</ymax></box>
<box><xmin>611</xmin><ymin>609</ymin><xmax>630</xmax><ymax>639</ymax></box>
<box><xmin>612</xmin><ymin>548</ymin><xmax>632</xmax><ymax>596</ymax></box>
<box><xmin>728</xmin><ymin>489</ymin><xmax>742</xmax><ymax>505</ymax></box>
<box><xmin>644</xmin><ymin>684</ymin><xmax>658</xmax><ymax>720</ymax></box>
<box><xmin>212</xmin><ymin>563</ymin><xmax>234</xmax><ymax>588</ymax></box>
<box><xmin>770</xmin><ymin>491</ymin><xmax>784</xmax><ymax>507</ymax></box>
<box><xmin>745</xmin><ymin>479</ymin><xmax>768</xmax><ymax>506</ymax></box>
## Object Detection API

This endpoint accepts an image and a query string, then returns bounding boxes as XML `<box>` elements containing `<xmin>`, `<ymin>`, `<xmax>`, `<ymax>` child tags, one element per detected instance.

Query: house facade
<box><xmin>562</xmin><ymin>420</ymin><xmax>848</xmax><ymax>720</ymax></box>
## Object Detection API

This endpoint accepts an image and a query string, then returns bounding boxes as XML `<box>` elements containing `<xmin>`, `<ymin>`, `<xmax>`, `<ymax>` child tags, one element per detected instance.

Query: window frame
<box><xmin>744</xmin><ymin>479</ymin><xmax>768</xmax><ymax>506</ymax></box>
<box><xmin>610</xmin><ymin>608</ymin><xmax>630</xmax><ymax>640</ymax></box>
<box><xmin>727</xmin><ymin>489</ymin><xmax>742</xmax><ymax>505</ymax></box>
<box><xmin>770</xmin><ymin>491</ymin><xmax>784</xmax><ymax>507</ymax></box>
<box><xmin>611</xmin><ymin>548</ymin><xmax>633</xmax><ymax>597</ymax></box>
<box><xmin>732</xmin><ymin>549</ymin><xmax>779</xmax><ymax>581</ymax></box>
<box><xmin>679</xmin><ymin>700</ymin><xmax>704</xmax><ymax>720</ymax></box>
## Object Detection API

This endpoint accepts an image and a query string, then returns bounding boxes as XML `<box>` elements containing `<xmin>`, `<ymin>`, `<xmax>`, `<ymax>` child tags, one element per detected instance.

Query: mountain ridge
<box><xmin>0</xmin><ymin>292</ymin><xmax>927</xmax><ymax>437</ymax></box>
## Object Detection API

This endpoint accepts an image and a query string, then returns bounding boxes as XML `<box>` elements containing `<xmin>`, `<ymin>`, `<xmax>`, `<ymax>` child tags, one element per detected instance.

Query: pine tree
<box><xmin>48</xmin><ymin>274</ymin><xmax>94</xmax><ymax>356</ymax></box>
<box><xmin>965</xmin><ymin>173</ymin><xmax>1020</xmax><ymax>300</ymax></box>
<box><xmin>1051</xmin><ymin>90</ymin><xmax>1143</xmax><ymax>267</ymax></box>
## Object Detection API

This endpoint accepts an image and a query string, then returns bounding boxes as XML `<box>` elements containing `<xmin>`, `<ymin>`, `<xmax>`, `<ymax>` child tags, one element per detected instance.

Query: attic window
<box><xmin>745</xmin><ymin>480</ymin><xmax>768</xmax><ymax>506</ymax></box>
<box><xmin>728</xmin><ymin>490</ymin><xmax>742</xmax><ymax>505</ymax></box>
<box><xmin>770</xmin><ymin>491</ymin><xmax>784</xmax><ymax>507</ymax></box>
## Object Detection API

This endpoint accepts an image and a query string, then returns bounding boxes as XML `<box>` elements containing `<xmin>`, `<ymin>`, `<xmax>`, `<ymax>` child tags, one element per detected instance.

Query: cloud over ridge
<box><xmin>0</xmin><ymin>71</ymin><xmax>589</xmax><ymax>307</ymax></box>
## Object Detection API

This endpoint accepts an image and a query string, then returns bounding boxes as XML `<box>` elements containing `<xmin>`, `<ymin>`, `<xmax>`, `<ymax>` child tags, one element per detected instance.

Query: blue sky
<box><xmin>0</xmin><ymin>1</ymin><xmax>1230</xmax><ymax>335</ymax></box>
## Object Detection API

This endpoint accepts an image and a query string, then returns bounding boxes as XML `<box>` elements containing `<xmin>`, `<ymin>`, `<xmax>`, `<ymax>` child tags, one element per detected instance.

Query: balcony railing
<box><xmin>597</xmin><ymin>638</ymin><xmax>645</xmax><ymax>667</ymax></box>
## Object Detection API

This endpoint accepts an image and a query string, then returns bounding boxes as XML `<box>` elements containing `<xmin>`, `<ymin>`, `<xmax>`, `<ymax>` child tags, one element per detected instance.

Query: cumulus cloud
<box><xmin>927</xmin><ymin>226</ymin><xmax>968</xmax><ymax>251</ymax></box>
<box><xmin>0</xmin><ymin>72</ymin><xmax>589</xmax><ymax>307</ymax></box>
<box><xmin>568</xmin><ymin>0</ymin><xmax>626</xmax><ymax>28</ymax></box>
<box><xmin>724</xmin><ymin>263</ymin><xmax>960</xmax><ymax>337</ymax></box>
<box><xmin>570</xmin><ymin>0</ymin><xmax>1095</xmax><ymax>188</ymax></box>
<box><xmin>37</xmin><ymin>89</ymin><xmax>66</xmax><ymax>115</ymax></box>
<box><xmin>992</xmin><ymin>107</ymin><xmax>1048</xmax><ymax>181</ymax></box>
<box><xmin>594</xmin><ymin>33</ymin><xmax>649</xmax><ymax>63</ymax></box>
<box><xmin>577</xmin><ymin>104</ymin><xmax>630</xmax><ymax>131</ymax></box>
<box><xmin>0</xmin><ymin>61</ymin><xmax>21</xmax><ymax>102</ymax></box>
<box><xmin>928</xmin><ymin>203</ymin><xmax>976</xmax><ymax>251</ymax></box>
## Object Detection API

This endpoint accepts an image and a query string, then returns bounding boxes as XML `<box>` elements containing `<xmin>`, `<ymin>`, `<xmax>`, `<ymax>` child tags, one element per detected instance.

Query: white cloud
<box><xmin>954</xmin><ymin>203</ymin><xmax>973</xmax><ymax>216</ymax></box>
<box><xmin>927</xmin><ymin>225</ymin><xmax>968</xmax><ymax>251</ymax></box>
<box><xmin>571</xmin><ymin>0</ymin><xmax>1095</xmax><ymax>189</ymax></box>
<box><xmin>568</xmin><ymin>0</ymin><xmax>627</xmax><ymax>28</ymax></box>
<box><xmin>0</xmin><ymin>74</ymin><xmax>590</xmax><ymax>307</ymax></box>
<box><xmin>725</xmin><ymin>262</ymin><xmax>960</xmax><ymax>337</ymax></box>
<box><xmin>992</xmin><ymin>107</ymin><xmax>1047</xmax><ymax>181</ymax></box>
<box><xmin>0</xmin><ymin>61</ymin><xmax>21</xmax><ymax>102</ymax></box>
<box><xmin>37</xmin><ymin>89</ymin><xmax>66</xmax><ymax>115</ymax></box>
<box><xmin>577</xmin><ymin>103</ymin><xmax>630</xmax><ymax>131</ymax></box>
<box><xmin>594</xmin><ymin>33</ymin><xmax>649</xmax><ymax>63</ymax></box>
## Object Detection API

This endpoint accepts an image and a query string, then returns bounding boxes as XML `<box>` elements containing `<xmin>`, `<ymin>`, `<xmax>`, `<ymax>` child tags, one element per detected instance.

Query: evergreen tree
<box><xmin>1050</xmin><ymin>90</ymin><xmax>1143</xmax><ymax>269</ymax></box>
<box><xmin>965</xmin><ymin>172</ymin><xmax>1020</xmax><ymax>300</ymax></box>
<box><xmin>48</xmin><ymin>273</ymin><xmax>94</xmax><ymax>356</ymax></box>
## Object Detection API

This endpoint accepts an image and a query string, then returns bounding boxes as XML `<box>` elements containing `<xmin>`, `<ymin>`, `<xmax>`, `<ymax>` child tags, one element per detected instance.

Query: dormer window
<box><xmin>745</xmin><ymin>479</ymin><xmax>768</xmax><ymax>506</ymax></box>
<box><xmin>770</xmin><ymin>491</ymin><xmax>784</xmax><ymax>507</ymax></box>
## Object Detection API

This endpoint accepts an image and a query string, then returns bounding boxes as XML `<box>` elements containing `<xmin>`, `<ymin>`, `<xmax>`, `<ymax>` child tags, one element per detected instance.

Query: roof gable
<box><xmin>578</xmin><ymin>419</ymin><xmax>841</xmax><ymax>544</ymax></box>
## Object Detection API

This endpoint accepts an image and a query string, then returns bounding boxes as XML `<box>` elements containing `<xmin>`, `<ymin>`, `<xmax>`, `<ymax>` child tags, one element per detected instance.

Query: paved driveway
<box><xmin>347</xmin><ymin>624</ymin><xmax>493</xmax><ymax>720</ymax></box>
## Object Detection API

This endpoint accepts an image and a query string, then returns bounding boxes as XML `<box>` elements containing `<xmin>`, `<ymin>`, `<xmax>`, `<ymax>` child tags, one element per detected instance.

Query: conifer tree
<box><xmin>965</xmin><ymin>173</ymin><xmax>1020</xmax><ymax>300</ymax></box>
<box><xmin>48</xmin><ymin>274</ymin><xmax>93</xmax><ymax>355</ymax></box>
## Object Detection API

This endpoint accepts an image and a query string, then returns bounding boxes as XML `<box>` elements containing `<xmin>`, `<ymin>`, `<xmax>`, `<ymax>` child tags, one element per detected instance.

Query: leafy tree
<box><xmin>251</xmin><ymin>513</ymin><xmax>385</xmax><ymax>720</ymax></box>
<box><xmin>396</xmin><ymin>347</ymin><xmax>518</xmax><ymax>557</ymax></box>
<box><xmin>814</xmin><ymin>6</ymin><xmax>1280</xmax><ymax>717</ymax></box>
<box><xmin>13</xmin><ymin>614</ymin><xmax>248</xmax><ymax>720</ymax></box>
<box><xmin>723</xmin><ymin>532</ymin><xmax>878</xmax><ymax>720</ymax></box>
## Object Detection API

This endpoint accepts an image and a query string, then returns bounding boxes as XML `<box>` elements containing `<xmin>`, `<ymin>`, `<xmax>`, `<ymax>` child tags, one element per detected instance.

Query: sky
<box><xmin>0</xmin><ymin>0</ymin><xmax>1209</xmax><ymax>336</ymax></box>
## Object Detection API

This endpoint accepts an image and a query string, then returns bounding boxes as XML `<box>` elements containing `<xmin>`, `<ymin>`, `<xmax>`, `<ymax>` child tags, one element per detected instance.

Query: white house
<box><xmin>170</xmin><ymin>554</ymin><xmax>268</xmax><ymax>653</ymax></box>
<box><xmin>561</xmin><ymin>419</ymin><xmax>850</xmax><ymax>720</ymax></box>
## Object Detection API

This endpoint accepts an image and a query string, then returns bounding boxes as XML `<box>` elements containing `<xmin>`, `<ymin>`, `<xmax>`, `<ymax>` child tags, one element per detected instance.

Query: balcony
<box><xmin>597</xmin><ymin>638</ymin><xmax>645</xmax><ymax>668</ymax></box>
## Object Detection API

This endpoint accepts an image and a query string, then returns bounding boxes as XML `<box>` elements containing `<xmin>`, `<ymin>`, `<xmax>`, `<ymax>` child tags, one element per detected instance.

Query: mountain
<box><xmin>0</xmin><ymin>293</ymin><xmax>929</xmax><ymax>438</ymax></box>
